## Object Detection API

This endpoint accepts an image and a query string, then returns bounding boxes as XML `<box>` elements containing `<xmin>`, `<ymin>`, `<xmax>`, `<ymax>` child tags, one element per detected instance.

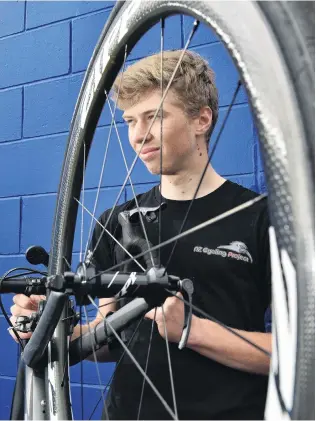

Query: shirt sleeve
<box><xmin>88</xmin><ymin>209</ymin><xmax>116</xmax><ymax>273</ymax></box>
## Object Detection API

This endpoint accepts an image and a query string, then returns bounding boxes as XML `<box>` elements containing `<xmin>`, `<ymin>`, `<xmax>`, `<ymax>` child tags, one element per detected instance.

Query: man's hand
<box><xmin>145</xmin><ymin>293</ymin><xmax>200</xmax><ymax>346</ymax></box>
<box><xmin>145</xmin><ymin>293</ymin><xmax>271</xmax><ymax>374</ymax></box>
<box><xmin>9</xmin><ymin>294</ymin><xmax>46</xmax><ymax>342</ymax></box>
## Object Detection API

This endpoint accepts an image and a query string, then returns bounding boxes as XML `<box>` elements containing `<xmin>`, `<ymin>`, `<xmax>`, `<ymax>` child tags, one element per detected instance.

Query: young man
<box><xmin>10</xmin><ymin>50</ymin><xmax>271</xmax><ymax>420</ymax></box>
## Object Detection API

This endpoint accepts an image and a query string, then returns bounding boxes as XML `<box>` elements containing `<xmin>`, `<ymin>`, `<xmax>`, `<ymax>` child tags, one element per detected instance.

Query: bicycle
<box><xmin>0</xmin><ymin>1</ymin><xmax>314</xmax><ymax>419</ymax></box>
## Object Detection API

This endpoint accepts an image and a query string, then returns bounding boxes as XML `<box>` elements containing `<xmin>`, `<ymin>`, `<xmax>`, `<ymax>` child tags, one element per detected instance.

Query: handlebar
<box><xmin>1</xmin><ymin>266</ymin><xmax>194</xmax><ymax>369</ymax></box>
<box><xmin>69</xmin><ymin>297</ymin><xmax>149</xmax><ymax>365</ymax></box>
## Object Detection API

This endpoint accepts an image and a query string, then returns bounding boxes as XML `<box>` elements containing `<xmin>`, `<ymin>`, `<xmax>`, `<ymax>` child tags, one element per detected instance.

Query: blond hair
<box><xmin>111</xmin><ymin>50</ymin><xmax>218</xmax><ymax>143</ymax></box>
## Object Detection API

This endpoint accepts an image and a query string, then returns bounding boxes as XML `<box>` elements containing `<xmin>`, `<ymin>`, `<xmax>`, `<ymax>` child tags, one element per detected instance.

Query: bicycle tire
<box><xmin>26</xmin><ymin>1</ymin><xmax>314</xmax><ymax>419</ymax></box>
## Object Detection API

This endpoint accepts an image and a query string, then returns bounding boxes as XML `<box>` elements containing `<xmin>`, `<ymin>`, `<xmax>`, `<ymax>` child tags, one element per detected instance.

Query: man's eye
<box><xmin>148</xmin><ymin>114</ymin><xmax>162</xmax><ymax>120</ymax></box>
<box><xmin>125</xmin><ymin>120</ymin><xmax>133</xmax><ymax>125</ymax></box>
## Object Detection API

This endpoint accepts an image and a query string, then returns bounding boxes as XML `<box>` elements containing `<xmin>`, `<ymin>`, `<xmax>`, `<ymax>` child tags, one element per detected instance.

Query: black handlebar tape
<box><xmin>69</xmin><ymin>297</ymin><xmax>149</xmax><ymax>366</ymax></box>
<box><xmin>0</xmin><ymin>278</ymin><xmax>46</xmax><ymax>295</ymax></box>
<box><xmin>104</xmin><ymin>297</ymin><xmax>149</xmax><ymax>335</ymax></box>
<box><xmin>69</xmin><ymin>321</ymin><xmax>102</xmax><ymax>366</ymax></box>
<box><xmin>23</xmin><ymin>291</ymin><xmax>68</xmax><ymax>369</ymax></box>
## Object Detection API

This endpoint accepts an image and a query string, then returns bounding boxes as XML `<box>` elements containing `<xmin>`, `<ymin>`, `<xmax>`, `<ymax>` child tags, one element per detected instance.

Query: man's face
<box><xmin>122</xmin><ymin>90</ymin><xmax>201</xmax><ymax>175</ymax></box>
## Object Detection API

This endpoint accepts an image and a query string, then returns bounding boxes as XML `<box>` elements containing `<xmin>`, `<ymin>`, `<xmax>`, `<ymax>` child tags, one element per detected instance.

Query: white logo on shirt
<box><xmin>193</xmin><ymin>241</ymin><xmax>253</xmax><ymax>263</ymax></box>
<box><xmin>218</xmin><ymin>241</ymin><xmax>253</xmax><ymax>263</ymax></box>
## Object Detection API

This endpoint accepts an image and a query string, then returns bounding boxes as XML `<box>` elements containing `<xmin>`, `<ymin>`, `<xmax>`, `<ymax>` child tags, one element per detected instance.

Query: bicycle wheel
<box><xmin>23</xmin><ymin>1</ymin><xmax>314</xmax><ymax>420</ymax></box>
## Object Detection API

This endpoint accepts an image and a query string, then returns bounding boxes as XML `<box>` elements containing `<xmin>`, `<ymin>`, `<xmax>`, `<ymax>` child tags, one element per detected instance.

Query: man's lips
<box><xmin>139</xmin><ymin>147</ymin><xmax>160</xmax><ymax>155</ymax></box>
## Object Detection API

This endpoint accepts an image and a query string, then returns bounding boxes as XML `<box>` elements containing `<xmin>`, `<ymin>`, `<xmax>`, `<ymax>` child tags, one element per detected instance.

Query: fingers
<box><xmin>145</xmin><ymin>308</ymin><xmax>156</xmax><ymax>320</ymax></box>
<box><xmin>145</xmin><ymin>307</ymin><xmax>160</xmax><ymax>320</ymax></box>
<box><xmin>10</xmin><ymin>304</ymin><xmax>34</xmax><ymax>317</ymax></box>
<box><xmin>11</xmin><ymin>294</ymin><xmax>45</xmax><ymax>315</ymax></box>
<box><xmin>12</xmin><ymin>294</ymin><xmax>45</xmax><ymax>311</ymax></box>
<box><xmin>145</xmin><ymin>293</ymin><xmax>184</xmax><ymax>320</ymax></box>
<box><xmin>11</xmin><ymin>294</ymin><xmax>44</xmax><ymax>317</ymax></box>
<box><xmin>163</xmin><ymin>292</ymin><xmax>183</xmax><ymax>309</ymax></box>
<box><xmin>8</xmin><ymin>315</ymin><xmax>32</xmax><ymax>342</ymax></box>
<box><xmin>8</xmin><ymin>294</ymin><xmax>46</xmax><ymax>343</ymax></box>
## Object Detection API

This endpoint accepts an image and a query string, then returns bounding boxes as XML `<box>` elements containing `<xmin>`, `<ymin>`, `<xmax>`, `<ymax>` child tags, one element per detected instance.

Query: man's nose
<box><xmin>131</xmin><ymin>121</ymin><xmax>153</xmax><ymax>146</ymax></box>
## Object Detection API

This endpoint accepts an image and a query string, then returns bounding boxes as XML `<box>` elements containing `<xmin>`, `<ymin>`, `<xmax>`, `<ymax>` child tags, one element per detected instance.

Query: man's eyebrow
<box><xmin>123</xmin><ymin>108</ymin><xmax>165</xmax><ymax>119</ymax></box>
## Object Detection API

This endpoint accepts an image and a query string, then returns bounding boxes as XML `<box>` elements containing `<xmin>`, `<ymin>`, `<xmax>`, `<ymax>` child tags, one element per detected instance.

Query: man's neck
<box><xmin>160</xmin><ymin>165</ymin><xmax>226</xmax><ymax>201</ymax></box>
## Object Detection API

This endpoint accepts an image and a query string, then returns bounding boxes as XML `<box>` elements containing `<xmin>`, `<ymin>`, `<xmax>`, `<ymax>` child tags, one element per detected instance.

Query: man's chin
<box><xmin>148</xmin><ymin>169</ymin><xmax>161</xmax><ymax>175</ymax></box>
<box><xmin>145</xmin><ymin>164</ymin><xmax>177</xmax><ymax>176</ymax></box>
<box><xmin>144</xmin><ymin>163</ymin><xmax>161</xmax><ymax>175</ymax></box>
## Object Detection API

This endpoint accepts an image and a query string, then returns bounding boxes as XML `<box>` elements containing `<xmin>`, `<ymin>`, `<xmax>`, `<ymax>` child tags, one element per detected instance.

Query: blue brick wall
<box><xmin>0</xmin><ymin>1</ymin><xmax>266</xmax><ymax>419</ymax></box>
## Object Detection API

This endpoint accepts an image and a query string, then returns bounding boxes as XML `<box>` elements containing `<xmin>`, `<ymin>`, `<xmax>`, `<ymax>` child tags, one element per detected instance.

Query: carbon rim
<box><xmin>43</xmin><ymin>1</ymin><xmax>314</xmax><ymax>420</ymax></box>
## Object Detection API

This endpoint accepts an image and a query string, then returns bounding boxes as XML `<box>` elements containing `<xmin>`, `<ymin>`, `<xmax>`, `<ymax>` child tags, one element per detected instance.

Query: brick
<box><xmin>0</xmin><ymin>1</ymin><xmax>25</xmax><ymax>38</ymax></box>
<box><xmin>0</xmin><ymin>254</ymin><xmax>31</xmax><ymax>275</ymax></box>
<box><xmin>0</xmin><ymin>87</ymin><xmax>22</xmax><ymax>142</ymax></box>
<box><xmin>0</xmin><ymin>254</ymin><xmax>46</xmax><ymax>274</ymax></box>
<box><xmin>0</xmin><ymin>22</ymin><xmax>70</xmax><ymax>89</ymax></box>
<box><xmin>21</xmin><ymin>194</ymin><xmax>57</xmax><ymax>254</ymax></box>
<box><xmin>85</xmin><ymin>126</ymin><xmax>158</xmax><ymax>189</ymax></box>
<box><xmin>210</xmin><ymin>104</ymin><xmax>255</xmax><ymax>175</ymax></box>
<box><xmin>73</xmin><ymin>187</ymin><xmax>125</xmax><ymax>254</ymax></box>
<box><xmin>0</xmin><ymin>134</ymin><xmax>67</xmax><ymax>197</ymax></box>
<box><xmin>24</xmin><ymin>74</ymin><xmax>83</xmax><ymax>137</ymax></box>
<box><xmin>0</xmin><ymin>318</ymin><xmax>18</xmax><ymax>377</ymax></box>
<box><xmin>183</xmin><ymin>16</ymin><xmax>219</xmax><ymax>47</ymax></box>
<box><xmin>227</xmin><ymin>174</ymin><xmax>256</xmax><ymax>192</ymax></box>
<box><xmin>98</xmin><ymin>105</ymin><xmax>124</xmax><ymax>129</ymax></box>
<box><xmin>21</xmin><ymin>188</ymin><xmax>125</xmax><ymax>257</ymax></box>
<box><xmin>129</xmin><ymin>15</ymin><xmax>182</xmax><ymax>60</ymax></box>
<box><xmin>70</xmin><ymin>383</ymin><xmax>112</xmax><ymax>420</ymax></box>
<box><xmin>191</xmin><ymin>44</ymin><xmax>248</xmax><ymax>106</ymax></box>
<box><xmin>0</xmin><ymin>197</ymin><xmax>20</xmax><ymax>254</ymax></box>
<box><xmin>72</xmin><ymin>10</ymin><xmax>111</xmax><ymax>73</ymax></box>
<box><xmin>26</xmin><ymin>1</ymin><xmax>114</xmax><ymax>29</ymax></box>
<box><xmin>0</xmin><ymin>378</ymin><xmax>15</xmax><ymax>420</ymax></box>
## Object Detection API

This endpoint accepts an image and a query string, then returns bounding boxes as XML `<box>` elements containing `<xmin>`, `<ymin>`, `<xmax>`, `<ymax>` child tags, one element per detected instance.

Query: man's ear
<box><xmin>195</xmin><ymin>106</ymin><xmax>213</xmax><ymax>136</ymax></box>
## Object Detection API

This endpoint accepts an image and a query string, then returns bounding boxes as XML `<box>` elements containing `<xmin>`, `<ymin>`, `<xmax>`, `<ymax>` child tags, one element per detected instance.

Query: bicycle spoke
<box><xmin>75</xmin><ymin>198</ymin><xmax>145</xmax><ymax>271</ymax></box>
<box><xmin>105</xmin><ymin>93</ymin><xmax>155</xmax><ymax>268</ymax></box>
<box><xmin>88</xmin><ymin>316</ymin><xmax>145</xmax><ymax>420</ymax></box>
<box><xmin>67</xmin><ymin>15</ymin><xmax>272</xmax><ymax>421</ymax></box>
<box><xmin>87</xmin><ymin>295</ymin><xmax>178</xmax><ymax>420</ymax></box>
<box><xmin>163</xmin><ymin>80</ymin><xmax>242</xmax><ymax>274</ymax></box>
<box><xmin>158</xmin><ymin>17</ymin><xmax>165</xmax><ymax>267</ymax></box>
<box><xmin>80</xmin><ymin>306</ymin><xmax>84</xmax><ymax>420</ymax></box>
<box><xmin>83</xmin><ymin>304</ymin><xmax>109</xmax><ymax>419</ymax></box>
<box><xmin>63</xmin><ymin>256</ymin><xmax>72</xmax><ymax>270</ymax></box>
<box><xmin>90</xmin><ymin>22</ymin><xmax>199</xmax><ymax>261</ymax></box>
<box><xmin>84</xmin><ymin>47</ymin><xmax>129</xmax><ymax>261</ymax></box>
<box><xmin>91</xmin><ymin>194</ymin><xmax>266</xmax><ymax>279</ymax></box>
<box><xmin>166</xmin><ymin>290</ymin><xmax>271</xmax><ymax>358</ymax></box>
<box><xmin>137</xmin><ymin>308</ymin><xmax>157</xmax><ymax>420</ymax></box>
<box><xmin>161</xmin><ymin>305</ymin><xmax>178</xmax><ymax>419</ymax></box>
<box><xmin>83</xmin><ymin>119</ymin><xmax>114</xmax><ymax>261</ymax></box>
<box><xmin>80</xmin><ymin>142</ymin><xmax>86</xmax><ymax>263</ymax></box>
<box><xmin>61</xmin><ymin>337</ymin><xmax>71</xmax><ymax>389</ymax></box>
<box><xmin>85</xmin><ymin>298</ymin><xmax>124</xmax><ymax>314</ymax></box>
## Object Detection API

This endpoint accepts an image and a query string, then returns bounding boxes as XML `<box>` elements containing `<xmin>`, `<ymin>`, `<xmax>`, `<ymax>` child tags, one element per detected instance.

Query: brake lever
<box><xmin>178</xmin><ymin>278</ymin><xmax>194</xmax><ymax>350</ymax></box>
